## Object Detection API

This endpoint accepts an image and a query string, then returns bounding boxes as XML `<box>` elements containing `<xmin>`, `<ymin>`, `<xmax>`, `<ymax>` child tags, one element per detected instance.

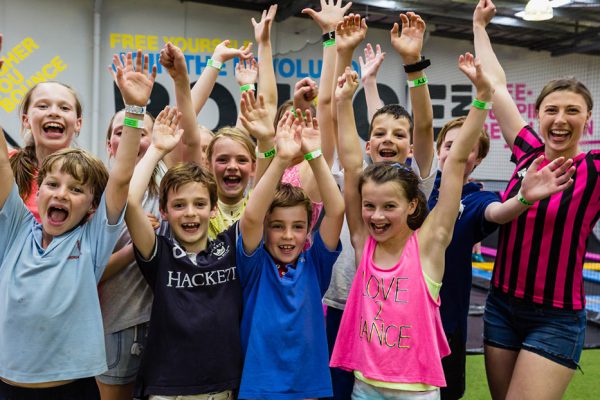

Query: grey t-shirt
<box><xmin>323</xmin><ymin>154</ymin><xmax>438</xmax><ymax>310</ymax></box>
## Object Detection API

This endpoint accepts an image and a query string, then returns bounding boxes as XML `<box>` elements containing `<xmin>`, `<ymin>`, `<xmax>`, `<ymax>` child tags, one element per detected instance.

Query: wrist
<box><xmin>148</xmin><ymin>145</ymin><xmax>168</xmax><ymax>159</ymax></box>
<box><xmin>210</xmin><ymin>54</ymin><xmax>226</xmax><ymax>65</ymax></box>
<box><xmin>517</xmin><ymin>189</ymin><xmax>534</xmax><ymax>206</ymax></box>
<box><xmin>476</xmin><ymin>89</ymin><xmax>493</xmax><ymax>102</ymax></box>
<box><xmin>304</xmin><ymin>148</ymin><xmax>322</xmax><ymax>161</ymax></box>
<box><xmin>402</xmin><ymin>54</ymin><xmax>422</xmax><ymax>65</ymax></box>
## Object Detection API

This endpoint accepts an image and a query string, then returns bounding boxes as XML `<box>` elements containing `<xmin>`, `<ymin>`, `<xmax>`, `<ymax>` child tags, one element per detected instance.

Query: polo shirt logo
<box><xmin>172</xmin><ymin>243</ymin><xmax>187</xmax><ymax>259</ymax></box>
<box><xmin>67</xmin><ymin>240</ymin><xmax>81</xmax><ymax>260</ymax></box>
<box><xmin>210</xmin><ymin>241</ymin><xmax>229</xmax><ymax>259</ymax></box>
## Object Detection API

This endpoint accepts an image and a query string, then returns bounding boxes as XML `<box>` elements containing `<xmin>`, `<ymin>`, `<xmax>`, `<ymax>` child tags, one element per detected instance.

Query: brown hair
<box><xmin>206</xmin><ymin>126</ymin><xmax>256</xmax><ymax>165</ymax></box>
<box><xmin>274</xmin><ymin>99</ymin><xmax>317</xmax><ymax>130</ymax></box>
<box><xmin>436</xmin><ymin>116</ymin><xmax>490</xmax><ymax>160</ymax></box>
<box><xmin>268</xmin><ymin>183</ymin><xmax>313</xmax><ymax>231</ymax></box>
<box><xmin>369</xmin><ymin>104</ymin><xmax>414</xmax><ymax>141</ymax></box>
<box><xmin>159</xmin><ymin>162</ymin><xmax>217</xmax><ymax>212</ymax></box>
<box><xmin>37</xmin><ymin>148</ymin><xmax>109</xmax><ymax>210</ymax></box>
<box><xmin>11</xmin><ymin>82</ymin><xmax>83</xmax><ymax>200</ymax></box>
<box><xmin>535</xmin><ymin>77</ymin><xmax>593</xmax><ymax>112</ymax></box>
<box><xmin>105</xmin><ymin>109</ymin><xmax>159</xmax><ymax>197</ymax></box>
<box><xmin>358</xmin><ymin>162</ymin><xmax>428</xmax><ymax>230</ymax></box>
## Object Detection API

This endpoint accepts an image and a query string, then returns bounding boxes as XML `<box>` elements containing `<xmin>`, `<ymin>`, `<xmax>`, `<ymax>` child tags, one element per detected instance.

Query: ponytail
<box><xmin>9</xmin><ymin>144</ymin><xmax>38</xmax><ymax>200</ymax></box>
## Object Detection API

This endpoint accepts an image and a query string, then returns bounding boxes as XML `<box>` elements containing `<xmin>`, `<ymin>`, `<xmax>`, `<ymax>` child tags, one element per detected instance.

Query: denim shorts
<box><xmin>352</xmin><ymin>380</ymin><xmax>440</xmax><ymax>400</ymax></box>
<box><xmin>483</xmin><ymin>288</ymin><xmax>586</xmax><ymax>370</ymax></box>
<box><xmin>96</xmin><ymin>322</ymin><xmax>149</xmax><ymax>385</ymax></box>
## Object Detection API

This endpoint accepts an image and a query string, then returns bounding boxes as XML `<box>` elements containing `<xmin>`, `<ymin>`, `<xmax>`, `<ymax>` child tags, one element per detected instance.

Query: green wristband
<box><xmin>240</xmin><ymin>84</ymin><xmax>255</xmax><ymax>92</ymax></box>
<box><xmin>256</xmin><ymin>147</ymin><xmax>276</xmax><ymax>159</ymax></box>
<box><xmin>304</xmin><ymin>148</ymin><xmax>322</xmax><ymax>161</ymax></box>
<box><xmin>123</xmin><ymin>117</ymin><xmax>144</xmax><ymax>129</ymax></box>
<box><xmin>407</xmin><ymin>76</ymin><xmax>428</xmax><ymax>88</ymax></box>
<box><xmin>292</xmin><ymin>109</ymin><xmax>306</xmax><ymax>119</ymax></box>
<box><xmin>207</xmin><ymin>58</ymin><xmax>224</xmax><ymax>71</ymax></box>
<box><xmin>472</xmin><ymin>99</ymin><xmax>493</xmax><ymax>110</ymax></box>
<box><xmin>517</xmin><ymin>189</ymin><xmax>534</xmax><ymax>206</ymax></box>
<box><xmin>323</xmin><ymin>39</ymin><xmax>336</xmax><ymax>48</ymax></box>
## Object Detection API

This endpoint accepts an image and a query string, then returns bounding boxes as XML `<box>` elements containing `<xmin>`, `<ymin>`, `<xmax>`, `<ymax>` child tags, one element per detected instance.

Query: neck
<box><xmin>218</xmin><ymin>194</ymin><xmax>245</xmax><ymax>206</ymax></box>
<box><xmin>545</xmin><ymin>146</ymin><xmax>580</xmax><ymax>161</ymax></box>
<box><xmin>41</xmin><ymin>231</ymin><xmax>53</xmax><ymax>249</ymax></box>
<box><xmin>35</xmin><ymin>146</ymin><xmax>53</xmax><ymax>168</ymax></box>
<box><xmin>373</xmin><ymin>227</ymin><xmax>413</xmax><ymax>268</ymax></box>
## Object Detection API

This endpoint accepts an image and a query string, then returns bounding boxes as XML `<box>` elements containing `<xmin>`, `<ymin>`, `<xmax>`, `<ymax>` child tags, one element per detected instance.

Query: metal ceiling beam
<box><xmin>551</xmin><ymin>36</ymin><xmax>600</xmax><ymax>56</ymax></box>
<box><xmin>529</xmin><ymin>26</ymin><xmax>600</xmax><ymax>51</ymax></box>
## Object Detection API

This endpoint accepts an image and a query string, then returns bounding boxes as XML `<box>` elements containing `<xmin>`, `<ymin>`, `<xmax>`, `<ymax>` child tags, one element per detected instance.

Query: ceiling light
<box><xmin>522</xmin><ymin>0</ymin><xmax>553</xmax><ymax>21</ymax></box>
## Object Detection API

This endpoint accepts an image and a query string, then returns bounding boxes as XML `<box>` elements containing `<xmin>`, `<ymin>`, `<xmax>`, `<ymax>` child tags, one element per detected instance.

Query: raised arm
<box><xmin>125</xmin><ymin>107</ymin><xmax>183</xmax><ymax>259</ymax></box>
<box><xmin>303</xmin><ymin>0</ymin><xmax>352</xmax><ymax>165</ymax></box>
<box><xmin>0</xmin><ymin>34</ymin><xmax>13</xmax><ymax>208</ymax></box>
<box><xmin>484</xmin><ymin>155</ymin><xmax>575</xmax><ymax>224</ymax></box>
<box><xmin>335</xmin><ymin>67</ymin><xmax>368</xmax><ymax>254</ymax></box>
<box><xmin>300</xmin><ymin>110</ymin><xmax>344</xmax><ymax>250</ymax></box>
<box><xmin>240</xmin><ymin>112</ymin><xmax>302</xmax><ymax>253</ymax></box>
<box><xmin>160</xmin><ymin>42</ymin><xmax>203</xmax><ymax>165</ymax></box>
<box><xmin>191</xmin><ymin>40</ymin><xmax>252</xmax><ymax>116</ymax></box>
<box><xmin>234</xmin><ymin>57</ymin><xmax>259</xmax><ymax>134</ymax></box>
<box><xmin>359</xmin><ymin>43</ymin><xmax>385</xmax><ymax>121</ymax></box>
<box><xmin>253</xmin><ymin>4</ymin><xmax>278</xmax><ymax>119</ymax></box>
<box><xmin>107</xmin><ymin>50</ymin><xmax>156</xmax><ymax>224</ymax></box>
<box><xmin>419</xmin><ymin>53</ymin><xmax>492</xmax><ymax>282</ymax></box>
<box><xmin>473</xmin><ymin>0</ymin><xmax>525</xmax><ymax>149</ymax></box>
<box><xmin>391</xmin><ymin>12</ymin><xmax>433</xmax><ymax>178</ymax></box>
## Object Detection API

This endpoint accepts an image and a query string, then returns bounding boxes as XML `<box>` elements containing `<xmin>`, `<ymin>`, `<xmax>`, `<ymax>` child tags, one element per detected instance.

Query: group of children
<box><xmin>0</xmin><ymin>0</ymin><xmax>598</xmax><ymax>399</ymax></box>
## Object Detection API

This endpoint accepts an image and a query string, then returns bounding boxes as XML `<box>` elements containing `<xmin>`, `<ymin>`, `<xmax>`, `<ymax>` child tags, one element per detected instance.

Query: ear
<box><xmin>160</xmin><ymin>209</ymin><xmax>168</xmax><ymax>220</ymax></box>
<box><xmin>210</xmin><ymin>205</ymin><xmax>218</xmax><ymax>219</ymax></box>
<box><xmin>22</xmin><ymin>113</ymin><xmax>31</xmax><ymax>130</ymax></box>
<box><xmin>408</xmin><ymin>198</ymin><xmax>418</xmax><ymax>216</ymax></box>
<box><xmin>75</xmin><ymin>116</ymin><xmax>83</xmax><ymax>136</ymax></box>
<box><xmin>365</xmin><ymin>140</ymin><xmax>371</xmax><ymax>155</ymax></box>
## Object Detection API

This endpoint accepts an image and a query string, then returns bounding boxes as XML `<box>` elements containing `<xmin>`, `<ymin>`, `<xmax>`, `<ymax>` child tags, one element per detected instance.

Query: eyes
<box><xmin>543</xmin><ymin>106</ymin><xmax>583</xmax><ymax>115</ymax></box>
<box><xmin>362</xmin><ymin>202</ymin><xmax>397</xmax><ymax>210</ymax></box>
<box><xmin>269</xmin><ymin>223</ymin><xmax>307</xmax><ymax>231</ymax></box>
<box><xmin>215</xmin><ymin>156</ymin><xmax>251</xmax><ymax>165</ymax></box>
<box><xmin>171</xmin><ymin>201</ymin><xmax>209</xmax><ymax>210</ymax></box>
<box><xmin>372</xmin><ymin>130</ymin><xmax>408</xmax><ymax>139</ymax></box>
<box><xmin>34</xmin><ymin>103</ymin><xmax>74</xmax><ymax>112</ymax></box>
<box><xmin>44</xmin><ymin>181</ymin><xmax>86</xmax><ymax>194</ymax></box>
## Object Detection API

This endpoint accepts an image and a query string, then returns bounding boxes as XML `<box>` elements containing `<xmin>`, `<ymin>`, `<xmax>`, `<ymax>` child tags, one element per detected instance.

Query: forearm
<box><xmin>307</xmin><ymin>156</ymin><xmax>343</xmax><ymax>218</ymax></box>
<box><xmin>406</xmin><ymin>68</ymin><xmax>434</xmax><ymax>177</ymax></box>
<box><xmin>129</xmin><ymin>146</ymin><xmax>164</xmax><ymax>205</ymax></box>
<box><xmin>173</xmin><ymin>75</ymin><xmax>203</xmax><ymax>163</ymax></box>
<box><xmin>100</xmin><ymin>244</ymin><xmax>135</xmax><ymax>283</ymax></box>
<box><xmin>258</xmin><ymin>42</ymin><xmax>277</xmax><ymax>114</ymax></box>
<box><xmin>363</xmin><ymin>77</ymin><xmax>383</xmax><ymax>121</ymax></box>
<box><xmin>191</xmin><ymin>60</ymin><xmax>220</xmax><ymax>115</ymax></box>
<box><xmin>336</xmin><ymin>99</ymin><xmax>364</xmax><ymax>171</ymax></box>
<box><xmin>0</xmin><ymin>133</ymin><xmax>14</xmax><ymax>207</ymax></box>
<box><xmin>318</xmin><ymin>46</ymin><xmax>337</xmax><ymax>165</ymax></box>
<box><xmin>253</xmin><ymin>139</ymin><xmax>275</xmax><ymax>186</ymax></box>
<box><xmin>245</xmin><ymin>156</ymin><xmax>287</xmax><ymax>226</ymax></box>
<box><xmin>485</xmin><ymin>198</ymin><xmax>529</xmax><ymax>225</ymax></box>
<box><xmin>473</xmin><ymin>25</ymin><xmax>506</xmax><ymax>87</ymax></box>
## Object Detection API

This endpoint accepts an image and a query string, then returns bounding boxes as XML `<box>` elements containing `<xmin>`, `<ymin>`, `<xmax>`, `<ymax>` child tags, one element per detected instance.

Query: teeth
<box><xmin>182</xmin><ymin>223</ymin><xmax>199</xmax><ymax>228</ymax></box>
<box><xmin>551</xmin><ymin>130</ymin><xmax>569</xmax><ymax>136</ymax></box>
<box><xmin>43</xmin><ymin>123</ymin><xmax>65</xmax><ymax>130</ymax></box>
<box><xmin>279</xmin><ymin>245</ymin><xmax>294</xmax><ymax>249</ymax></box>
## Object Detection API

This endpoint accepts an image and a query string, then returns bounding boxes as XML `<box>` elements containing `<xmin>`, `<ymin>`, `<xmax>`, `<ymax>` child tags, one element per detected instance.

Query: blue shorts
<box><xmin>96</xmin><ymin>322</ymin><xmax>149</xmax><ymax>385</ymax></box>
<box><xmin>483</xmin><ymin>288</ymin><xmax>586</xmax><ymax>370</ymax></box>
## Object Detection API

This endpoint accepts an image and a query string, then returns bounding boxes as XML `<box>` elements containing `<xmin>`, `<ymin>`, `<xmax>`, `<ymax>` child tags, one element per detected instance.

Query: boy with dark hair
<box><xmin>237</xmin><ymin>111</ymin><xmax>344</xmax><ymax>399</ymax></box>
<box><xmin>125</xmin><ymin>108</ymin><xmax>242</xmax><ymax>400</ymax></box>
<box><xmin>0</xmin><ymin>50</ymin><xmax>152</xmax><ymax>398</ymax></box>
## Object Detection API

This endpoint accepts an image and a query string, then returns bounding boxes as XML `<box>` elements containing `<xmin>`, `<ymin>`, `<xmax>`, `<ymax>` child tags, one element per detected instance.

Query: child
<box><xmin>430</xmin><ymin>116</ymin><xmax>576</xmax><ymax>400</ymax></box>
<box><xmin>125</xmin><ymin>111</ymin><xmax>242</xmax><ymax>399</ymax></box>
<box><xmin>0</xmin><ymin>49</ymin><xmax>153</xmax><ymax>398</ymax></box>
<box><xmin>330</xmin><ymin>53</ymin><xmax>492</xmax><ymax>398</ymax></box>
<box><xmin>237</xmin><ymin>110</ymin><xmax>344</xmax><ymax>399</ymax></box>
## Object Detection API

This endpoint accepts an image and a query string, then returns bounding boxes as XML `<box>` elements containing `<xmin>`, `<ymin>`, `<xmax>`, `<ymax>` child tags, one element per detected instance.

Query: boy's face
<box><xmin>161</xmin><ymin>182</ymin><xmax>214</xmax><ymax>254</ymax></box>
<box><xmin>37</xmin><ymin>163</ymin><xmax>95</xmax><ymax>241</ymax></box>
<box><xmin>438</xmin><ymin>127</ymin><xmax>481</xmax><ymax>181</ymax></box>
<box><xmin>366</xmin><ymin>114</ymin><xmax>411</xmax><ymax>164</ymax></box>
<box><xmin>265</xmin><ymin>205</ymin><xmax>309</xmax><ymax>265</ymax></box>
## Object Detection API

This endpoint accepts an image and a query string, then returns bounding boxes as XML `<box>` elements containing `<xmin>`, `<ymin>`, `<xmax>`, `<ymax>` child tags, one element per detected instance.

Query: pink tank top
<box><xmin>330</xmin><ymin>233</ymin><xmax>450</xmax><ymax>387</ymax></box>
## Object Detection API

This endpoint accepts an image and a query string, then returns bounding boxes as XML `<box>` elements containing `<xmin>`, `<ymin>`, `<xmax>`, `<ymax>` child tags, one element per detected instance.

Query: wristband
<box><xmin>322</xmin><ymin>31</ymin><xmax>335</xmax><ymax>42</ymax></box>
<box><xmin>240</xmin><ymin>84</ymin><xmax>255</xmax><ymax>92</ymax></box>
<box><xmin>304</xmin><ymin>148</ymin><xmax>322</xmax><ymax>161</ymax></box>
<box><xmin>207</xmin><ymin>58</ymin><xmax>224</xmax><ymax>71</ymax></box>
<box><xmin>123</xmin><ymin>117</ymin><xmax>144</xmax><ymax>129</ymax></box>
<box><xmin>256</xmin><ymin>147</ymin><xmax>276</xmax><ymax>159</ymax></box>
<box><xmin>292</xmin><ymin>109</ymin><xmax>306</xmax><ymax>119</ymax></box>
<box><xmin>517</xmin><ymin>189</ymin><xmax>534</xmax><ymax>206</ymax></box>
<box><xmin>403</xmin><ymin>56</ymin><xmax>431</xmax><ymax>73</ymax></box>
<box><xmin>124</xmin><ymin>104</ymin><xmax>146</xmax><ymax>115</ymax></box>
<box><xmin>472</xmin><ymin>99</ymin><xmax>493</xmax><ymax>110</ymax></box>
<box><xmin>407</xmin><ymin>76</ymin><xmax>428</xmax><ymax>88</ymax></box>
<box><xmin>323</xmin><ymin>39</ymin><xmax>336</xmax><ymax>48</ymax></box>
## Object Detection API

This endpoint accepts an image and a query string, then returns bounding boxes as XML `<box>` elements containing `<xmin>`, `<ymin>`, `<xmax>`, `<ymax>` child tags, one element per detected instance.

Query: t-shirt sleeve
<box><xmin>510</xmin><ymin>125</ymin><xmax>544</xmax><ymax>165</ymax></box>
<box><xmin>236</xmin><ymin>233</ymin><xmax>264</xmax><ymax>288</ymax></box>
<box><xmin>308</xmin><ymin>230</ymin><xmax>342</xmax><ymax>295</ymax></box>
<box><xmin>412</xmin><ymin>151</ymin><xmax>438</xmax><ymax>200</ymax></box>
<box><xmin>83</xmin><ymin>193</ymin><xmax>126</xmax><ymax>281</ymax></box>
<box><xmin>133</xmin><ymin>235</ymin><xmax>161</xmax><ymax>289</ymax></box>
<box><xmin>0</xmin><ymin>183</ymin><xmax>33</xmax><ymax>265</ymax></box>
<box><xmin>474</xmin><ymin>191</ymin><xmax>501</xmax><ymax>241</ymax></box>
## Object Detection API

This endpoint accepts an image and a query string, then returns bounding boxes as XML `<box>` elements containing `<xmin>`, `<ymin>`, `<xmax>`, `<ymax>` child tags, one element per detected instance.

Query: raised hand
<box><xmin>298</xmin><ymin>109</ymin><xmax>321</xmax><ymax>154</ymax></box>
<box><xmin>359</xmin><ymin>43</ymin><xmax>385</xmax><ymax>82</ymax></box>
<box><xmin>235</xmin><ymin>57</ymin><xmax>258</xmax><ymax>86</ymax></box>
<box><xmin>335</xmin><ymin>14</ymin><xmax>368</xmax><ymax>53</ymax></box>
<box><xmin>520</xmin><ymin>156</ymin><xmax>575</xmax><ymax>203</ymax></box>
<box><xmin>275</xmin><ymin>112</ymin><xmax>302</xmax><ymax>162</ymax></box>
<box><xmin>474</xmin><ymin>0</ymin><xmax>497</xmax><ymax>29</ymax></box>
<box><xmin>151</xmin><ymin>106</ymin><xmax>184</xmax><ymax>154</ymax></box>
<box><xmin>458</xmin><ymin>52</ymin><xmax>493</xmax><ymax>100</ymax></box>
<box><xmin>293</xmin><ymin>78</ymin><xmax>318</xmax><ymax>112</ymax></box>
<box><xmin>239</xmin><ymin>91</ymin><xmax>275</xmax><ymax>142</ymax></box>
<box><xmin>146</xmin><ymin>212</ymin><xmax>160</xmax><ymax>231</ymax></box>
<box><xmin>390</xmin><ymin>12</ymin><xmax>425</xmax><ymax>64</ymax></box>
<box><xmin>110</xmin><ymin>50</ymin><xmax>157</xmax><ymax>107</ymax></box>
<box><xmin>334</xmin><ymin>66</ymin><xmax>359</xmax><ymax>102</ymax></box>
<box><xmin>252</xmin><ymin>4</ymin><xmax>277</xmax><ymax>44</ymax></box>
<box><xmin>212</xmin><ymin>40</ymin><xmax>253</xmax><ymax>63</ymax></box>
<box><xmin>159</xmin><ymin>42</ymin><xmax>187</xmax><ymax>81</ymax></box>
<box><xmin>302</xmin><ymin>0</ymin><xmax>352</xmax><ymax>33</ymax></box>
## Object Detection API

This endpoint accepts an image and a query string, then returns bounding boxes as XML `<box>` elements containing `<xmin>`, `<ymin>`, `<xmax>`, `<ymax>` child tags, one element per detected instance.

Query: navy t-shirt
<box><xmin>134</xmin><ymin>222</ymin><xmax>242</xmax><ymax>397</ymax></box>
<box><xmin>428</xmin><ymin>172</ymin><xmax>499</xmax><ymax>341</ymax></box>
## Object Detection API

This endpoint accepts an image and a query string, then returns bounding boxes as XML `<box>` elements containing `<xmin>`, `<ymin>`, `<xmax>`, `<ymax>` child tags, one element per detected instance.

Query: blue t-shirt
<box><xmin>236</xmin><ymin>231</ymin><xmax>341</xmax><ymax>400</ymax></box>
<box><xmin>0</xmin><ymin>184</ymin><xmax>124</xmax><ymax>383</ymax></box>
<box><xmin>428</xmin><ymin>172</ymin><xmax>499</xmax><ymax>340</ymax></box>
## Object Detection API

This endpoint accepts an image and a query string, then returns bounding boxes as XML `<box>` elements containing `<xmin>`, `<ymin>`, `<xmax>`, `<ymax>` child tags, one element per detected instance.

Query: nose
<box><xmin>48</xmin><ymin>103</ymin><xmax>61</xmax><ymax>116</ymax></box>
<box><xmin>372</xmin><ymin>207</ymin><xmax>385</xmax><ymax>221</ymax></box>
<box><xmin>554</xmin><ymin>109</ymin><xmax>567</xmax><ymax>124</ymax></box>
<box><xmin>282</xmin><ymin>226</ymin><xmax>293</xmax><ymax>239</ymax></box>
<box><xmin>54</xmin><ymin>185</ymin><xmax>68</xmax><ymax>199</ymax></box>
<box><xmin>226</xmin><ymin>159</ymin><xmax>239</xmax><ymax>170</ymax></box>
<box><xmin>184</xmin><ymin>204</ymin><xmax>196</xmax><ymax>216</ymax></box>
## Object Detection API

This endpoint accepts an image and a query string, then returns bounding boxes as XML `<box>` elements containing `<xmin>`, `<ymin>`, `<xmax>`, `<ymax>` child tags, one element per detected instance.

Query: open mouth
<box><xmin>223</xmin><ymin>175</ymin><xmax>241</xmax><ymax>188</ymax></box>
<box><xmin>47</xmin><ymin>206</ymin><xmax>69</xmax><ymax>225</ymax></box>
<box><xmin>378</xmin><ymin>149</ymin><xmax>398</xmax><ymax>159</ymax></box>
<box><xmin>371</xmin><ymin>222</ymin><xmax>390</xmax><ymax>235</ymax></box>
<box><xmin>181</xmin><ymin>222</ymin><xmax>200</xmax><ymax>233</ymax></box>
<box><xmin>278</xmin><ymin>244</ymin><xmax>296</xmax><ymax>254</ymax></box>
<box><xmin>43</xmin><ymin>122</ymin><xmax>65</xmax><ymax>137</ymax></box>
<box><xmin>549</xmin><ymin>129</ymin><xmax>571</xmax><ymax>143</ymax></box>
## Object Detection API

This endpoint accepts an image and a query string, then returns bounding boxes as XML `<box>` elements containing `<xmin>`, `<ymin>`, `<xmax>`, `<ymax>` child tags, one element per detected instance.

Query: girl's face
<box><xmin>107</xmin><ymin>111</ymin><xmax>154</xmax><ymax>163</ymax></box>
<box><xmin>22</xmin><ymin>82</ymin><xmax>81</xmax><ymax>153</ymax></box>
<box><xmin>210</xmin><ymin>137</ymin><xmax>255</xmax><ymax>204</ymax></box>
<box><xmin>538</xmin><ymin>90</ymin><xmax>591</xmax><ymax>159</ymax></box>
<box><xmin>361</xmin><ymin>179</ymin><xmax>416</xmax><ymax>242</ymax></box>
